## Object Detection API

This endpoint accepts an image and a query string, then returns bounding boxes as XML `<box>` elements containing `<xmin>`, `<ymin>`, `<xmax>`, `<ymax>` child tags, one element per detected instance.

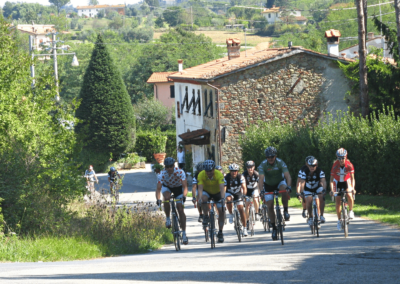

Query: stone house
<box><xmin>261</xmin><ymin>6</ymin><xmax>307</xmax><ymax>25</ymax></box>
<box><xmin>147</xmin><ymin>71</ymin><xmax>176</xmax><ymax>108</ymax></box>
<box><xmin>169</xmin><ymin>35</ymin><xmax>355</xmax><ymax>167</ymax></box>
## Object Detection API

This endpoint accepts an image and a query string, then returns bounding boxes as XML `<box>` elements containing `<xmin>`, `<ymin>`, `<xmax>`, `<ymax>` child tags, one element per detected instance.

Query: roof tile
<box><xmin>147</xmin><ymin>72</ymin><xmax>176</xmax><ymax>83</ymax></box>
<box><xmin>325</xmin><ymin>29</ymin><xmax>341</xmax><ymax>38</ymax></box>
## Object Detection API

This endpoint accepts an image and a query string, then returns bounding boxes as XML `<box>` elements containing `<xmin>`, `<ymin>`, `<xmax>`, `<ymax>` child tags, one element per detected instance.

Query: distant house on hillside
<box><xmin>77</xmin><ymin>5</ymin><xmax>125</xmax><ymax>18</ymax></box>
<box><xmin>8</xmin><ymin>24</ymin><xmax>55</xmax><ymax>51</ymax></box>
<box><xmin>261</xmin><ymin>5</ymin><xmax>307</xmax><ymax>25</ymax></box>
<box><xmin>168</xmin><ymin>33</ymin><xmax>355</xmax><ymax>167</ymax></box>
<box><xmin>147</xmin><ymin>71</ymin><xmax>177</xmax><ymax>108</ymax></box>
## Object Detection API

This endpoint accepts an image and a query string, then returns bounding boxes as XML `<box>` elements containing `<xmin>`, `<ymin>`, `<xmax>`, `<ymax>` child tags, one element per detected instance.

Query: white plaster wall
<box><xmin>78</xmin><ymin>9</ymin><xmax>100</xmax><ymax>17</ymax></box>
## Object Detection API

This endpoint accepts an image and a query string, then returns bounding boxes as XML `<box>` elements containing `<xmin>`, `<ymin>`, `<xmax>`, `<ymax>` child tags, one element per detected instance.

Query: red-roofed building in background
<box><xmin>77</xmin><ymin>5</ymin><xmax>125</xmax><ymax>18</ymax></box>
<box><xmin>146</xmin><ymin>72</ymin><xmax>176</xmax><ymax>108</ymax></box>
<box><xmin>8</xmin><ymin>24</ymin><xmax>55</xmax><ymax>51</ymax></box>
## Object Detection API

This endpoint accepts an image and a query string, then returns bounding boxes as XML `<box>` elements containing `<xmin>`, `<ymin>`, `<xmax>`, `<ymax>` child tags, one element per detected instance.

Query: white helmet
<box><xmin>228</xmin><ymin>163</ymin><xmax>239</xmax><ymax>171</ymax></box>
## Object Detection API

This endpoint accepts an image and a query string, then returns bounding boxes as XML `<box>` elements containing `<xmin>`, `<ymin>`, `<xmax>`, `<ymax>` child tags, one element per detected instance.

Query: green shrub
<box><xmin>134</xmin><ymin>131</ymin><xmax>176</xmax><ymax>162</ymax></box>
<box><xmin>240</xmin><ymin>107</ymin><xmax>400</xmax><ymax>195</ymax></box>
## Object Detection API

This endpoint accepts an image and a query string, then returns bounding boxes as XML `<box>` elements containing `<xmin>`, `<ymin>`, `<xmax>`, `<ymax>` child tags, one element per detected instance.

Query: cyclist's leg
<box><xmin>176</xmin><ymin>200</ymin><xmax>186</xmax><ymax>231</ymax></box>
<box><xmin>161</xmin><ymin>187</ymin><xmax>171</xmax><ymax>218</ymax></box>
<box><xmin>304</xmin><ymin>192</ymin><xmax>313</xmax><ymax>217</ymax></box>
<box><xmin>201</xmin><ymin>192</ymin><xmax>210</xmax><ymax>218</ymax></box>
<box><xmin>196</xmin><ymin>189</ymin><xmax>203</xmax><ymax>215</ymax></box>
<box><xmin>226</xmin><ymin>193</ymin><xmax>233</xmax><ymax>214</ymax></box>
<box><xmin>252</xmin><ymin>190</ymin><xmax>260</xmax><ymax>214</ymax></box>
<box><xmin>317</xmin><ymin>189</ymin><xmax>325</xmax><ymax>217</ymax></box>
<box><xmin>244</xmin><ymin>191</ymin><xmax>251</xmax><ymax>220</ymax></box>
<box><xmin>278</xmin><ymin>182</ymin><xmax>289</xmax><ymax>208</ymax></box>
<box><xmin>346</xmin><ymin>180</ymin><xmax>354</xmax><ymax>211</ymax></box>
<box><xmin>235</xmin><ymin>194</ymin><xmax>246</xmax><ymax>227</ymax></box>
<box><xmin>213</xmin><ymin>193</ymin><xmax>225</xmax><ymax>231</ymax></box>
<box><xmin>265</xmin><ymin>195</ymin><xmax>275</xmax><ymax>225</ymax></box>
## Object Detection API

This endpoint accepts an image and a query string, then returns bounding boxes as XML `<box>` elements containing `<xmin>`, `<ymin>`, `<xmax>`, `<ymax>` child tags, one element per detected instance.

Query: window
<box><xmin>182</xmin><ymin>86</ymin><xmax>189</xmax><ymax>111</ymax></box>
<box><xmin>204</xmin><ymin>90</ymin><xmax>213</xmax><ymax>117</ymax></box>
<box><xmin>268</xmin><ymin>13</ymin><xmax>271</xmax><ymax>18</ymax></box>
<box><xmin>170</xmin><ymin>85</ymin><xmax>175</xmax><ymax>98</ymax></box>
<box><xmin>177</xmin><ymin>102</ymin><xmax>180</xmax><ymax>118</ymax></box>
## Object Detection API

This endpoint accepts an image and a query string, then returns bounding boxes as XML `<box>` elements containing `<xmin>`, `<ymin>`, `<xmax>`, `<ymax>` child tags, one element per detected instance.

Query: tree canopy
<box><xmin>48</xmin><ymin>0</ymin><xmax>70</xmax><ymax>15</ymax></box>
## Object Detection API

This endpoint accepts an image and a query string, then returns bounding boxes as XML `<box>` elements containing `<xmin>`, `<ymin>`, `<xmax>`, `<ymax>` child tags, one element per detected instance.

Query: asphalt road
<box><xmin>1</xmin><ymin>165</ymin><xmax>399</xmax><ymax>284</ymax></box>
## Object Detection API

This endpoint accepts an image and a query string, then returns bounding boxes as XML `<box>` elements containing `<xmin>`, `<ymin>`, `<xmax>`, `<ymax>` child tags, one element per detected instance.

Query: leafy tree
<box><xmin>126</xmin><ymin>7</ymin><xmax>138</xmax><ymax>17</ymax></box>
<box><xmin>97</xmin><ymin>9</ymin><xmax>105</xmax><ymax>18</ymax></box>
<box><xmin>124</xmin><ymin>28</ymin><xmax>224</xmax><ymax>103</ymax></box>
<box><xmin>48</xmin><ymin>0</ymin><xmax>70</xmax><ymax>15</ymax></box>
<box><xmin>134</xmin><ymin>98</ymin><xmax>174</xmax><ymax>130</ymax></box>
<box><xmin>163</xmin><ymin>6</ymin><xmax>183</xmax><ymax>27</ymax></box>
<box><xmin>88</xmin><ymin>0</ymin><xmax>99</xmax><ymax>5</ymax></box>
<box><xmin>108</xmin><ymin>15</ymin><xmax>124</xmax><ymax>29</ymax></box>
<box><xmin>155</xmin><ymin>16</ymin><xmax>164</xmax><ymax>28</ymax></box>
<box><xmin>0</xmin><ymin>17</ymin><xmax>82</xmax><ymax>232</ymax></box>
<box><xmin>75</xmin><ymin>34</ymin><xmax>135</xmax><ymax>160</ymax></box>
<box><xmin>145</xmin><ymin>0</ymin><xmax>159</xmax><ymax>10</ymax></box>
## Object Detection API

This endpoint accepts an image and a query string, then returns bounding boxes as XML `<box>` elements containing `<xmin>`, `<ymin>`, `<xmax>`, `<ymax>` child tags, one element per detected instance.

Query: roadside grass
<box><xmin>287</xmin><ymin>193</ymin><xmax>400</xmax><ymax>227</ymax></box>
<box><xmin>0</xmin><ymin>197</ymin><xmax>173</xmax><ymax>262</ymax></box>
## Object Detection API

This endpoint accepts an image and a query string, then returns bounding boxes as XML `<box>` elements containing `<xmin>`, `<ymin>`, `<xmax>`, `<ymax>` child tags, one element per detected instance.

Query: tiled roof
<box><xmin>12</xmin><ymin>24</ymin><xmax>56</xmax><ymax>35</ymax></box>
<box><xmin>339</xmin><ymin>36</ymin><xmax>383</xmax><ymax>51</ymax></box>
<box><xmin>325</xmin><ymin>29</ymin><xmax>341</xmax><ymax>38</ymax></box>
<box><xmin>77</xmin><ymin>5</ymin><xmax>125</xmax><ymax>9</ymax></box>
<box><xmin>295</xmin><ymin>16</ymin><xmax>307</xmax><ymax>21</ymax></box>
<box><xmin>261</xmin><ymin>7</ymin><xmax>280</xmax><ymax>13</ymax></box>
<box><xmin>147</xmin><ymin>72</ymin><xmax>176</xmax><ymax>83</ymax></box>
<box><xmin>169</xmin><ymin>45</ymin><xmax>354</xmax><ymax>81</ymax></box>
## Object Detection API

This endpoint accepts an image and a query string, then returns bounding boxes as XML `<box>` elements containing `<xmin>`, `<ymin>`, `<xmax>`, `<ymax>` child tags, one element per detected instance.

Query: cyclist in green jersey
<box><xmin>258</xmin><ymin>146</ymin><xmax>292</xmax><ymax>241</ymax></box>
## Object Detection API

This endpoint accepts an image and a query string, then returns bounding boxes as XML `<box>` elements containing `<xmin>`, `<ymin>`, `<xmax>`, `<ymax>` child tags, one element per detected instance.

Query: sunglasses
<box><xmin>338</xmin><ymin>158</ymin><xmax>345</xmax><ymax>161</ymax></box>
<box><xmin>165</xmin><ymin>165</ymin><xmax>174</xmax><ymax>169</ymax></box>
<box><xmin>308</xmin><ymin>165</ymin><xmax>317</xmax><ymax>168</ymax></box>
<box><xmin>266</xmin><ymin>156</ymin><xmax>275</xmax><ymax>159</ymax></box>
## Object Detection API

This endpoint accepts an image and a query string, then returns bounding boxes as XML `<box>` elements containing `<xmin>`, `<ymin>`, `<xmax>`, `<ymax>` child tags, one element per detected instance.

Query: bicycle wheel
<box><xmin>210</xmin><ymin>213</ymin><xmax>216</xmax><ymax>249</ymax></box>
<box><xmin>262</xmin><ymin>207</ymin><xmax>267</xmax><ymax>232</ymax></box>
<box><xmin>173</xmin><ymin>216</ymin><xmax>181</xmax><ymax>251</ymax></box>
<box><xmin>314</xmin><ymin>206</ymin><xmax>319</xmax><ymax>237</ymax></box>
<box><xmin>277</xmin><ymin>212</ymin><xmax>284</xmax><ymax>245</ymax></box>
<box><xmin>204</xmin><ymin>226</ymin><xmax>209</xmax><ymax>242</ymax></box>
<box><xmin>343</xmin><ymin>205</ymin><xmax>348</xmax><ymax>238</ymax></box>
<box><xmin>250</xmin><ymin>207</ymin><xmax>255</xmax><ymax>236</ymax></box>
<box><xmin>234</xmin><ymin>210</ymin><xmax>242</xmax><ymax>242</ymax></box>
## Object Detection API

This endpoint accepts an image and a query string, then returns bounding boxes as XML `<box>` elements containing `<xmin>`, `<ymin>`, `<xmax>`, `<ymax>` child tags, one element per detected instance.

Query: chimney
<box><xmin>226</xmin><ymin>38</ymin><xmax>241</xmax><ymax>60</ymax></box>
<box><xmin>341</xmin><ymin>52</ymin><xmax>346</xmax><ymax>58</ymax></box>
<box><xmin>178</xmin><ymin>59</ymin><xmax>183</xmax><ymax>72</ymax></box>
<box><xmin>353</xmin><ymin>51</ymin><xmax>359</xmax><ymax>58</ymax></box>
<box><xmin>368</xmin><ymin>32</ymin><xmax>374</xmax><ymax>40</ymax></box>
<box><xmin>325</xmin><ymin>29</ymin><xmax>341</xmax><ymax>57</ymax></box>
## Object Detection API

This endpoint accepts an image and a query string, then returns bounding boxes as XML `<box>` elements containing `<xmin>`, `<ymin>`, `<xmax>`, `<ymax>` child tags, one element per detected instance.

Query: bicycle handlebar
<box><xmin>264</xmin><ymin>190</ymin><xmax>287</xmax><ymax>195</ymax></box>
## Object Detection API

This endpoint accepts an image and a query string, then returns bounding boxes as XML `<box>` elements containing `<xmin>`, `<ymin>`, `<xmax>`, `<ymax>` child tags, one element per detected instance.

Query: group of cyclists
<box><xmin>155</xmin><ymin>146</ymin><xmax>355</xmax><ymax>245</ymax></box>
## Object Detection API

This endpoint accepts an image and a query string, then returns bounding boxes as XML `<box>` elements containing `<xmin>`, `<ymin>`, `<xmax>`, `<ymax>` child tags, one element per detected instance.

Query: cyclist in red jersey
<box><xmin>329</xmin><ymin>148</ymin><xmax>356</xmax><ymax>230</ymax></box>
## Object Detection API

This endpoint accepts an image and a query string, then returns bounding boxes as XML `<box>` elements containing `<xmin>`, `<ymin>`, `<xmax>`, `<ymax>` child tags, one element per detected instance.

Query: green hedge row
<box><xmin>134</xmin><ymin>131</ymin><xmax>177</xmax><ymax>162</ymax></box>
<box><xmin>240</xmin><ymin>107</ymin><xmax>400</xmax><ymax>195</ymax></box>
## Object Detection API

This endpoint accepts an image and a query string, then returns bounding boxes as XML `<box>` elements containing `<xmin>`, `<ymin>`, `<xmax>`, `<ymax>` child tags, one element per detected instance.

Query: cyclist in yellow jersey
<box><xmin>197</xmin><ymin>160</ymin><xmax>226</xmax><ymax>243</ymax></box>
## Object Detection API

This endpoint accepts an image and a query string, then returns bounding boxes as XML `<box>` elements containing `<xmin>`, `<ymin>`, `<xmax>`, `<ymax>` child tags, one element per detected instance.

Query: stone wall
<box><xmin>215</xmin><ymin>53</ymin><xmax>352</xmax><ymax>166</ymax></box>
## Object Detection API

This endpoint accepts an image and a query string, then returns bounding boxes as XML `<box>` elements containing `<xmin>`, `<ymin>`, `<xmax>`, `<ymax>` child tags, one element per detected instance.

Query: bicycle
<box><xmin>202</xmin><ymin>199</ymin><xmax>219</xmax><ymax>249</ymax></box>
<box><xmin>245</xmin><ymin>197</ymin><xmax>256</xmax><ymax>237</ymax></box>
<box><xmin>161</xmin><ymin>194</ymin><xmax>183</xmax><ymax>251</ymax></box>
<box><xmin>333</xmin><ymin>189</ymin><xmax>355</xmax><ymax>238</ymax></box>
<box><xmin>227</xmin><ymin>199</ymin><xmax>244</xmax><ymax>242</ymax></box>
<box><xmin>261</xmin><ymin>195</ymin><xmax>271</xmax><ymax>232</ymax></box>
<box><xmin>302</xmin><ymin>191</ymin><xmax>324</xmax><ymax>237</ymax></box>
<box><xmin>264</xmin><ymin>190</ymin><xmax>287</xmax><ymax>245</ymax></box>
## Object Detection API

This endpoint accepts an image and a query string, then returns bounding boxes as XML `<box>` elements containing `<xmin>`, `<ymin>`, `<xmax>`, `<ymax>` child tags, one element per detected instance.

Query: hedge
<box><xmin>134</xmin><ymin>131</ymin><xmax>177</xmax><ymax>162</ymax></box>
<box><xmin>240</xmin><ymin>107</ymin><xmax>400</xmax><ymax>195</ymax></box>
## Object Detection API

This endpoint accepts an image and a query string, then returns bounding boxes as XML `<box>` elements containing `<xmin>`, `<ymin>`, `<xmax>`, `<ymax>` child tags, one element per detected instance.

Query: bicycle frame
<box><xmin>303</xmin><ymin>192</ymin><xmax>320</xmax><ymax>237</ymax></box>
<box><xmin>265</xmin><ymin>190</ymin><xmax>287</xmax><ymax>245</ymax></box>
<box><xmin>204</xmin><ymin>199</ymin><xmax>218</xmax><ymax>249</ymax></box>
<box><xmin>162</xmin><ymin>195</ymin><xmax>183</xmax><ymax>251</ymax></box>
<box><xmin>334</xmin><ymin>189</ymin><xmax>353</xmax><ymax>238</ymax></box>
<box><xmin>227</xmin><ymin>199</ymin><xmax>244</xmax><ymax>242</ymax></box>
<box><xmin>245</xmin><ymin>197</ymin><xmax>256</xmax><ymax>237</ymax></box>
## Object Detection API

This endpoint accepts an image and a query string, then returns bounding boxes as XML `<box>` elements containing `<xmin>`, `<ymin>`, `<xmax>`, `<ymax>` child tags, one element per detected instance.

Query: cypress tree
<box><xmin>76</xmin><ymin>34</ymin><xmax>135</xmax><ymax>158</ymax></box>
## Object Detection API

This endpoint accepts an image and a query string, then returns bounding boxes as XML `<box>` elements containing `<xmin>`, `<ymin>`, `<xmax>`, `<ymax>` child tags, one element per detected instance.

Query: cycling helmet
<box><xmin>228</xmin><ymin>163</ymin><xmax>240</xmax><ymax>171</ymax></box>
<box><xmin>304</xmin><ymin>156</ymin><xmax>313</xmax><ymax>164</ymax></box>
<box><xmin>110</xmin><ymin>167</ymin><xmax>116</xmax><ymax>171</ymax></box>
<box><xmin>264</xmin><ymin>146</ymin><xmax>277</xmax><ymax>157</ymax></box>
<box><xmin>216</xmin><ymin>165</ymin><xmax>222</xmax><ymax>170</ymax></box>
<box><xmin>336</xmin><ymin>148</ymin><xmax>348</xmax><ymax>158</ymax></box>
<box><xmin>164</xmin><ymin>157</ymin><xmax>175</xmax><ymax>166</ymax></box>
<box><xmin>203</xmin><ymin>160</ymin><xmax>215</xmax><ymax>171</ymax></box>
<box><xmin>245</xmin><ymin>160</ymin><xmax>255</xmax><ymax>168</ymax></box>
<box><xmin>196</xmin><ymin>162</ymin><xmax>204</xmax><ymax>172</ymax></box>
<box><xmin>306</xmin><ymin>156</ymin><xmax>318</xmax><ymax>166</ymax></box>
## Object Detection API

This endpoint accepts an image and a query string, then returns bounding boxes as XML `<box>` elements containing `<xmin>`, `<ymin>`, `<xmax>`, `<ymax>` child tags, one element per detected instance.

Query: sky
<box><xmin>0</xmin><ymin>0</ymin><xmax>141</xmax><ymax>7</ymax></box>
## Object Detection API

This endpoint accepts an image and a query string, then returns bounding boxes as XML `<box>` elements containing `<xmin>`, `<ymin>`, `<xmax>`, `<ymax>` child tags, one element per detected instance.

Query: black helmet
<box><xmin>164</xmin><ymin>157</ymin><xmax>175</xmax><ymax>166</ymax></box>
<box><xmin>203</xmin><ymin>160</ymin><xmax>215</xmax><ymax>171</ymax></box>
<box><xmin>306</xmin><ymin>156</ymin><xmax>318</xmax><ymax>166</ymax></box>
<box><xmin>196</xmin><ymin>162</ymin><xmax>204</xmax><ymax>172</ymax></box>
<box><xmin>245</xmin><ymin>160</ymin><xmax>255</xmax><ymax>168</ymax></box>
<box><xmin>264</xmin><ymin>146</ymin><xmax>277</xmax><ymax>157</ymax></box>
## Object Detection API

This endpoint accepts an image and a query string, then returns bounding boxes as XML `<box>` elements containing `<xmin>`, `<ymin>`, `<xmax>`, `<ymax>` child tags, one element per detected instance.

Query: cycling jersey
<box><xmin>85</xmin><ymin>169</ymin><xmax>97</xmax><ymax>182</ymax></box>
<box><xmin>257</xmin><ymin>158</ymin><xmax>289</xmax><ymax>186</ymax></box>
<box><xmin>243</xmin><ymin>170</ymin><xmax>259</xmax><ymax>189</ymax></box>
<box><xmin>108</xmin><ymin>171</ymin><xmax>119</xmax><ymax>181</ymax></box>
<box><xmin>224</xmin><ymin>173</ymin><xmax>245</xmax><ymax>194</ymax></box>
<box><xmin>298</xmin><ymin>165</ymin><xmax>325</xmax><ymax>192</ymax></box>
<box><xmin>197</xmin><ymin>170</ymin><xmax>225</xmax><ymax>195</ymax></box>
<box><xmin>158</xmin><ymin>167</ymin><xmax>186</xmax><ymax>188</ymax></box>
<box><xmin>330</xmin><ymin>160</ymin><xmax>354</xmax><ymax>182</ymax></box>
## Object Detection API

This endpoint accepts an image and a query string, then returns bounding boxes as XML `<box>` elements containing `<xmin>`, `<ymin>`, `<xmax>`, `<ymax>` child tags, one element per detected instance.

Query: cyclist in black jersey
<box><xmin>243</xmin><ymin>161</ymin><xmax>260</xmax><ymax>222</ymax></box>
<box><xmin>296</xmin><ymin>156</ymin><xmax>327</xmax><ymax>226</ymax></box>
<box><xmin>296</xmin><ymin>156</ymin><xmax>313</xmax><ymax>218</ymax></box>
<box><xmin>192</xmin><ymin>162</ymin><xmax>204</xmax><ymax>223</ymax></box>
<box><xmin>225</xmin><ymin>163</ymin><xmax>248</xmax><ymax>236</ymax></box>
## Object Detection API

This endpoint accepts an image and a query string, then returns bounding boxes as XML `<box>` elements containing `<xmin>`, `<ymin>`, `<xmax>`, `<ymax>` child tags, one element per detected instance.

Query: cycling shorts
<box><xmin>202</xmin><ymin>191</ymin><xmax>223</xmax><ymax>208</ymax></box>
<box><xmin>226</xmin><ymin>192</ymin><xmax>243</xmax><ymax>206</ymax></box>
<box><xmin>333</xmin><ymin>179</ymin><xmax>350</xmax><ymax>192</ymax></box>
<box><xmin>245</xmin><ymin>188</ymin><xmax>259</xmax><ymax>198</ymax></box>
<box><xmin>303</xmin><ymin>187</ymin><xmax>324</xmax><ymax>199</ymax></box>
<box><xmin>161</xmin><ymin>185</ymin><xmax>184</xmax><ymax>203</ymax></box>
<box><xmin>263</xmin><ymin>180</ymin><xmax>287</xmax><ymax>202</ymax></box>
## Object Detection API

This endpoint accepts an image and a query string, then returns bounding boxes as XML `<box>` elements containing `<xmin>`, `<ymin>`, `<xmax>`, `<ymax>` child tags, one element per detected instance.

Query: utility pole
<box><xmin>395</xmin><ymin>0</ymin><xmax>400</xmax><ymax>59</ymax></box>
<box><xmin>245</xmin><ymin>28</ymin><xmax>247</xmax><ymax>57</ymax></box>
<box><xmin>357</xmin><ymin>0</ymin><xmax>369</xmax><ymax>117</ymax></box>
<box><xmin>191</xmin><ymin>6</ymin><xmax>193</xmax><ymax>30</ymax></box>
<box><xmin>363</xmin><ymin>0</ymin><xmax>368</xmax><ymax>42</ymax></box>
<box><xmin>52</xmin><ymin>33</ymin><xmax>60</xmax><ymax>101</ymax></box>
<box><xmin>379</xmin><ymin>0</ymin><xmax>385</xmax><ymax>58</ymax></box>
<box><xmin>29</xmin><ymin>35</ymin><xmax>35</xmax><ymax>87</ymax></box>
